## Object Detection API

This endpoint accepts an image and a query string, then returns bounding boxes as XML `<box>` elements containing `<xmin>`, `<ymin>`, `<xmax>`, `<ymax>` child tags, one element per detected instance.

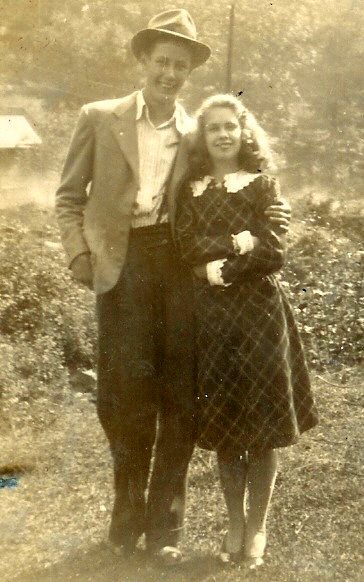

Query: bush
<box><xmin>0</xmin><ymin>201</ymin><xmax>361</xmax><ymax>429</ymax></box>
<box><xmin>0</xmin><ymin>206</ymin><xmax>97</xmax><ymax>369</ymax></box>
<box><xmin>283</xmin><ymin>196</ymin><xmax>363</xmax><ymax>371</ymax></box>
<box><xmin>0</xmin><ymin>337</ymin><xmax>69</xmax><ymax>431</ymax></box>
<box><xmin>0</xmin><ymin>205</ymin><xmax>97</xmax><ymax>428</ymax></box>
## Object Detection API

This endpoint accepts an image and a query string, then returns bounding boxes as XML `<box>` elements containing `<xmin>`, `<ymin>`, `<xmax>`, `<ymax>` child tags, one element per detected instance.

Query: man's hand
<box><xmin>265</xmin><ymin>199</ymin><xmax>291</xmax><ymax>233</ymax></box>
<box><xmin>193</xmin><ymin>264</ymin><xmax>208</xmax><ymax>279</ymax></box>
<box><xmin>70</xmin><ymin>253</ymin><xmax>93</xmax><ymax>289</ymax></box>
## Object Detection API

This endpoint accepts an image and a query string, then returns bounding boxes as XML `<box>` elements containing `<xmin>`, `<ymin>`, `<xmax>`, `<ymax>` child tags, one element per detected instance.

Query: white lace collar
<box><xmin>191</xmin><ymin>170</ymin><xmax>260</xmax><ymax>197</ymax></box>
<box><xmin>191</xmin><ymin>175</ymin><xmax>213</xmax><ymax>197</ymax></box>
<box><xmin>224</xmin><ymin>171</ymin><xmax>260</xmax><ymax>193</ymax></box>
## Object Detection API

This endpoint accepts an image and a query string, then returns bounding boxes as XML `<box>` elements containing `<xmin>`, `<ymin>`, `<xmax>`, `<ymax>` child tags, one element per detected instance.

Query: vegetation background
<box><xmin>0</xmin><ymin>1</ymin><xmax>362</xmax><ymax>581</ymax></box>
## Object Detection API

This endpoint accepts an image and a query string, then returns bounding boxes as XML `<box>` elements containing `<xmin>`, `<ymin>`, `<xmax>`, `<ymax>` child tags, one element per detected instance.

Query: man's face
<box><xmin>142</xmin><ymin>40</ymin><xmax>193</xmax><ymax>105</ymax></box>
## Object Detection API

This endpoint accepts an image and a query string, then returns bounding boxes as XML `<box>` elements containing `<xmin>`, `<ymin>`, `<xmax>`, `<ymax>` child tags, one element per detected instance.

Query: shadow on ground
<box><xmin>14</xmin><ymin>543</ymin><xmax>220</xmax><ymax>582</ymax></box>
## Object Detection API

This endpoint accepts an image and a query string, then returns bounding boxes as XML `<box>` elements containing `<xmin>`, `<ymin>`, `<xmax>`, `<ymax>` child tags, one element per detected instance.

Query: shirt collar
<box><xmin>136</xmin><ymin>90</ymin><xmax>187</xmax><ymax>135</ymax></box>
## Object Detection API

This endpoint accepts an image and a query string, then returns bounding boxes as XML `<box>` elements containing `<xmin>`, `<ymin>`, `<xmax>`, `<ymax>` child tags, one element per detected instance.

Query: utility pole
<box><xmin>225</xmin><ymin>2</ymin><xmax>236</xmax><ymax>92</ymax></box>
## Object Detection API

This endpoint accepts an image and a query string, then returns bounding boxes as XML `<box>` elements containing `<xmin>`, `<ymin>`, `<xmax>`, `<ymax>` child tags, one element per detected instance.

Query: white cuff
<box><xmin>206</xmin><ymin>259</ymin><xmax>231</xmax><ymax>287</ymax></box>
<box><xmin>231</xmin><ymin>230</ymin><xmax>254</xmax><ymax>255</ymax></box>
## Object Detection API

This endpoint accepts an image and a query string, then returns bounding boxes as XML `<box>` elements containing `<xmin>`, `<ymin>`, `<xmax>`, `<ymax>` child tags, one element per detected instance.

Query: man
<box><xmin>56</xmin><ymin>9</ymin><xmax>290</xmax><ymax>565</ymax></box>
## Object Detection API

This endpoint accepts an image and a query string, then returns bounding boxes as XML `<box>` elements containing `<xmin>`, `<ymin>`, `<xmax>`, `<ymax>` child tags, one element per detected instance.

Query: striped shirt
<box><xmin>131</xmin><ymin>90</ymin><xmax>186</xmax><ymax>228</ymax></box>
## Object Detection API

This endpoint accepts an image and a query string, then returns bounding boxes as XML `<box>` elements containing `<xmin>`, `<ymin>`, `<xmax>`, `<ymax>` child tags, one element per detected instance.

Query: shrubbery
<box><xmin>0</xmin><ymin>205</ymin><xmax>96</xmax><ymax>429</ymax></box>
<box><xmin>283</xmin><ymin>196</ymin><xmax>363</xmax><ymax>371</ymax></box>
<box><xmin>0</xmin><ymin>201</ymin><xmax>362</xmax><ymax>429</ymax></box>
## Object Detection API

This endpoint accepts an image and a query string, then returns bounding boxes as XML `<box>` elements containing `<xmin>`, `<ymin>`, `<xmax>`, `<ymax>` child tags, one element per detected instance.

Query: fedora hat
<box><xmin>131</xmin><ymin>9</ymin><xmax>211</xmax><ymax>69</ymax></box>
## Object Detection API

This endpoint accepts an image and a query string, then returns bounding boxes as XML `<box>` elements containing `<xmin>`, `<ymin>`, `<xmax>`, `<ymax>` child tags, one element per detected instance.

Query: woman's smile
<box><xmin>215</xmin><ymin>141</ymin><xmax>233</xmax><ymax>149</ymax></box>
<box><xmin>204</xmin><ymin>107</ymin><xmax>242</xmax><ymax>163</ymax></box>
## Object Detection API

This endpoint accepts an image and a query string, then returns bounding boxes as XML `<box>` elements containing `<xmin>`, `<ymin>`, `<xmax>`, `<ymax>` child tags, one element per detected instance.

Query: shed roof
<box><xmin>0</xmin><ymin>115</ymin><xmax>42</xmax><ymax>148</ymax></box>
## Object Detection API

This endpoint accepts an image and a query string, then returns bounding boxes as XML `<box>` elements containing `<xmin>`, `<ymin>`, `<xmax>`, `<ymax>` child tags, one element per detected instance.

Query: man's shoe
<box><xmin>105</xmin><ymin>539</ymin><xmax>136</xmax><ymax>559</ymax></box>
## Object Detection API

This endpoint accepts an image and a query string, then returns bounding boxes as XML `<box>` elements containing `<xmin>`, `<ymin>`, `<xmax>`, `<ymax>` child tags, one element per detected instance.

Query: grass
<box><xmin>1</xmin><ymin>369</ymin><xmax>363</xmax><ymax>582</ymax></box>
<box><xmin>0</xmin><ymin>198</ymin><xmax>362</xmax><ymax>580</ymax></box>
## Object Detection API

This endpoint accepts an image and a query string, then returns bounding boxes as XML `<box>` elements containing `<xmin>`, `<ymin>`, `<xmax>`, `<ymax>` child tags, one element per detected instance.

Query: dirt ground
<box><xmin>1</xmin><ymin>370</ymin><xmax>363</xmax><ymax>582</ymax></box>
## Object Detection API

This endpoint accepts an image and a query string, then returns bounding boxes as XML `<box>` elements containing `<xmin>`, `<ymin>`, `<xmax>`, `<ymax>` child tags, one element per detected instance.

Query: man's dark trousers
<box><xmin>96</xmin><ymin>223</ymin><xmax>196</xmax><ymax>551</ymax></box>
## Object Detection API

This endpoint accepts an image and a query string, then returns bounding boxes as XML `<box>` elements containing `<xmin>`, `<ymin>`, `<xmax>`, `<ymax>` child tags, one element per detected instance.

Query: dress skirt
<box><xmin>194</xmin><ymin>274</ymin><xmax>318</xmax><ymax>453</ymax></box>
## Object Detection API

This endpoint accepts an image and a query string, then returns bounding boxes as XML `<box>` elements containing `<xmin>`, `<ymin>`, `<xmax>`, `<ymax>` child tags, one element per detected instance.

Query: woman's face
<box><xmin>203</xmin><ymin>106</ymin><xmax>242</xmax><ymax>165</ymax></box>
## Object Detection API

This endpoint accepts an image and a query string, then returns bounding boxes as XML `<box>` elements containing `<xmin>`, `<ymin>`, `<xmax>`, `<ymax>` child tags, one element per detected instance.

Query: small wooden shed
<box><xmin>0</xmin><ymin>112</ymin><xmax>42</xmax><ymax>149</ymax></box>
<box><xmin>0</xmin><ymin>109</ymin><xmax>42</xmax><ymax>200</ymax></box>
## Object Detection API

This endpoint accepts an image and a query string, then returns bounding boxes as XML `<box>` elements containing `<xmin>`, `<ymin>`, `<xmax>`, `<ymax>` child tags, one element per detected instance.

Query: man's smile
<box><xmin>159</xmin><ymin>81</ymin><xmax>178</xmax><ymax>92</ymax></box>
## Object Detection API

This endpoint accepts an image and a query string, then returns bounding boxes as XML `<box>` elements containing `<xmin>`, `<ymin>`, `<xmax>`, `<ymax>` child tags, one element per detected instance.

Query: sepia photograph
<box><xmin>0</xmin><ymin>1</ymin><xmax>362</xmax><ymax>580</ymax></box>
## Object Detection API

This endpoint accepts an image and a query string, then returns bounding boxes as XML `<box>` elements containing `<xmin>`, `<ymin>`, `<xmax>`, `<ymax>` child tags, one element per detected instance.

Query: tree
<box><xmin>0</xmin><ymin>0</ymin><xmax>361</xmax><ymax>192</ymax></box>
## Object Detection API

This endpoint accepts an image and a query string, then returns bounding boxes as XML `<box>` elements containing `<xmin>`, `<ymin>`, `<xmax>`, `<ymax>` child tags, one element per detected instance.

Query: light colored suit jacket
<box><xmin>55</xmin><ymin>91</ymin><xmax>193</xmax><ymax>294</ymax></box>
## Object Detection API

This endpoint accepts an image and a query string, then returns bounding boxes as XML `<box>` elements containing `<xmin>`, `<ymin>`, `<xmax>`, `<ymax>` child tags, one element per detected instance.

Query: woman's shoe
<box><xmin>244</xmin><ymin>530</ymin><xmax>266</xmax><ymax>571</ymax></box>
<box><xmin>154</xmin><ymin>546</ymin><xmax>183</xmax><ymax>567</ymax></box>
<box><xmin>218</xmin><ymin>533</ymin><xmax>244</xmax><ymax>565</ymax></box>
<box><xmin>245</xmin><ymin>556</ymin><xmax>264</xmax><ymax>572</ymax></box>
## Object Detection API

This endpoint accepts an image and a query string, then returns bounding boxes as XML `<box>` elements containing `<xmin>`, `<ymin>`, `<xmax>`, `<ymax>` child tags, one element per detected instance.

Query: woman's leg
<box><xmin>245</xmin><ymin>448</ymin><xmax>278</xmax><ymax>560</ymax></box>
<box><xmin>217</xmin><ymin>449</ymin><xmax>248</xmax><ymax>553</ymax></box>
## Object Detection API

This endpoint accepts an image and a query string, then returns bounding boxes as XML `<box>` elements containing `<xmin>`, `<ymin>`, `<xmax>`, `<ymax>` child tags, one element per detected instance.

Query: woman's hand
<box><xmin>193</xmin><ymin>264</ymin><xmax>208</xmax><ymax>279</ymax></box>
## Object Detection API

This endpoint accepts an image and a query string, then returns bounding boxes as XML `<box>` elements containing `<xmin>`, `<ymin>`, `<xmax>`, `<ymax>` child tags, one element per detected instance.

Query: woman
<box><xmin>176</xmin><ymin>95</ymin><xmax>318</xmax><ymax>570</ymax></box>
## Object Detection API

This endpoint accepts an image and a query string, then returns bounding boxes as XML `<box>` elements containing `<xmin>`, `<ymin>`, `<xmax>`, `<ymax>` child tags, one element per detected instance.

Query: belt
<box><xmin>129</xmin><ymin>223</ymin><xmax>172</xmax><ymax>248</ymax></box>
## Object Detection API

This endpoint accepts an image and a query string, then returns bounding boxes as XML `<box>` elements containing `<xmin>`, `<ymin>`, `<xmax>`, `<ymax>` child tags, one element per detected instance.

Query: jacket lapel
<box><xmin>168</xmin><ymin>104</ymin><xmax>195</xmax><ymax>227</ymax></box>
<box><xmin>168</xmin><ymin>138</ymin><xmax>189</xmax><ymax>229</ymax></box>
<box><xmin>110</xmin><ymin>99</ymin><xmax>139</xmax><ymax>184</ymax></box>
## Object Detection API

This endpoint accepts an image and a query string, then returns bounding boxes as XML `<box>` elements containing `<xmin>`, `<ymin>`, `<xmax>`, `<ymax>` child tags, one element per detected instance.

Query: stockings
<box><xmin>217</xmin><ymin>448</ymin><xmax>278</xmax><ymax>557</ymax></box>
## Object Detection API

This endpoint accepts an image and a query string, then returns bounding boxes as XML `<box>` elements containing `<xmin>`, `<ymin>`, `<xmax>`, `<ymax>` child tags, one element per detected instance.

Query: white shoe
<box><xmin>244</xmin><ymin>530</ymin><xmax>266</xmax><ymax>571</ymax></box>
<box><xmin>155</xmin><ymin>546</ymin><xmax>183</xmax><ymax>567</ymax></box>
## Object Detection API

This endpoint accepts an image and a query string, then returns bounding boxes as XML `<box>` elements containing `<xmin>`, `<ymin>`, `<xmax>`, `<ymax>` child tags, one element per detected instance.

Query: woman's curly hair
<box><xmin>187</xmin><ymin>94</ymin><xmax>276</xmax><ymax>180</ymax></box>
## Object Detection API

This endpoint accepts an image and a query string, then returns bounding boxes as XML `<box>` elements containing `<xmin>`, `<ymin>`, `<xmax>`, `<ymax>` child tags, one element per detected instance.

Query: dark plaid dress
<box><xmin>175</xmin><ymin>172</ymin><xmax>318</xmax><ymax>453</ymax></box>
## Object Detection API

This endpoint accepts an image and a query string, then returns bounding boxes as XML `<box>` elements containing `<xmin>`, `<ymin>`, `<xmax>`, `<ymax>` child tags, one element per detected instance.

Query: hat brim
<box><xmin>131</xmin><ymin>28</ymin><xmax>211</xmax><ymax>69</ymax></box>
